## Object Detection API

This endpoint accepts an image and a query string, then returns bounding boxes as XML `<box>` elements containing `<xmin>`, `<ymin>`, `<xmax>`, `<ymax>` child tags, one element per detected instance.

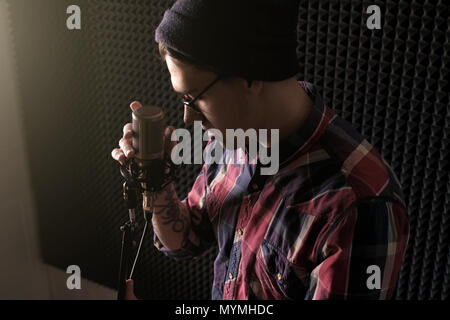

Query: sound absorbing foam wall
<box><xmin>7</xmin><ymin>0</ymin><xmax>449</xmax><ymax>299</ymax></box>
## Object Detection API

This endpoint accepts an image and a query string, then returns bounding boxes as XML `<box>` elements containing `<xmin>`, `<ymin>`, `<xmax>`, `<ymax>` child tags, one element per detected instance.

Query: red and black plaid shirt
<box><xmin>154</xmin><ymin>81</ymin><xmax>410</xmax><ymax>300</ymax></box>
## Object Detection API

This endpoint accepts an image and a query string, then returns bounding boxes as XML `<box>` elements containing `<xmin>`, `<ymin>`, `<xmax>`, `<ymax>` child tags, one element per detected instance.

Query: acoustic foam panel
<box><xmin>7</xmin><ymin>0</ymin><xmax>449</xmax><ymax>299</ymax></box>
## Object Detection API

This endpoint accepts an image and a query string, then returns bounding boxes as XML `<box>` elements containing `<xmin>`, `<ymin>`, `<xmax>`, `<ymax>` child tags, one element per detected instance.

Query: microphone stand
<box><xmin>117</xmin><ymin>181</ymin><xmax>139</xmax><ymax>300</ymax></box>
<box><xmin>116</xmin><ymin>156</ymin><xmax>177</xmax><ymax>300</ymax></box>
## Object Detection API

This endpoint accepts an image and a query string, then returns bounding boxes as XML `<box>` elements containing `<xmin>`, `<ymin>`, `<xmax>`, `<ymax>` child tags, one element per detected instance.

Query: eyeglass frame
<box><xmin>180</xmin><ymin>74</ymin><xmax>224</xmax><ymax>114</ymax></box>
<box><xmin>180</xmin><ymin>74</ymin><xmax>253</xmax><ymax>114</ymax></box>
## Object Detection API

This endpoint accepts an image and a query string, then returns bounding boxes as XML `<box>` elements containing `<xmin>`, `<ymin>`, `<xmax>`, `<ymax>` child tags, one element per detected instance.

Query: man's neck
<box><xmin>258</xmin><ymin>79</ymin><xmax>314</xmax><ymax>148</ymax></box>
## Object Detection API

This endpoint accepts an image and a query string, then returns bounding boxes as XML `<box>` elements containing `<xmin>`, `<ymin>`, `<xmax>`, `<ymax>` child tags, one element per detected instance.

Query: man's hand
<box><xmin>111</xmin><ymin>101</ymin><xmax>177</xmax><ymax>166</ymax></box>
<box><xmin>125</xmin><ymin>279</ymin><xmax>138</xmax><ymax>300</ymax></box>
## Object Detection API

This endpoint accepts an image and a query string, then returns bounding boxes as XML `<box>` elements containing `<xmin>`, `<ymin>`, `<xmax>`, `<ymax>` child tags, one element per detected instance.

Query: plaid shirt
<box><xmin>154</xmin><ymin>81</ymin><xmax>410</xmax><ymax>300</ymax></box>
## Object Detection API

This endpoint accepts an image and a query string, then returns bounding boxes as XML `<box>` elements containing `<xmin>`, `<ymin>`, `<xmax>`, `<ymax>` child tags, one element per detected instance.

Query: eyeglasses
<box><xmin>179</xmin><ymin>74</ymin><xmax>223</xmax><ymax>113</ymax></box>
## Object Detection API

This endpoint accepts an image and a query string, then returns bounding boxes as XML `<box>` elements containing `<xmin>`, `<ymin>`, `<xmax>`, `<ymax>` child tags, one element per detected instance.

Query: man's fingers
<box><xmin>123</xmin><ymin>123</ymin><xmax>133</xmax><ymax>135</ymax></box>
<box><xmin>111</xmin><ymin>148</ymin><xmax>125</xmax><ymax>164</ymax></box>
<box><xmin>119</xmin><ymin>137</ymin><xmax>135</xmax><ymax>158</ymax></box>
<box><xmin>112</xmin><ymin>102</ymin><xmax>141</xmax><ymax>167</ymax></box>
<box><xmin>130</xmin><ymin>101</ymin><xmax>142</xmax><ymax>112</ymax></box>
<box><xmin>123</xmin><ymin>130</ymin><xmax>133</xmax><ymax>139</ymax></box>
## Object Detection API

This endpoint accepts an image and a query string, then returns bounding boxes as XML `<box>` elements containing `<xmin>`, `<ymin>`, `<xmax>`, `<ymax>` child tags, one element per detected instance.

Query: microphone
<box><xmin>117</xmin><ymin>105</ymin><xmax>167</xmax><ymax>301</ymax></box>
<box><xmin>131</xmin><ymin>106</ymin><xmax>166</xmax><ymax>190</ymax></box>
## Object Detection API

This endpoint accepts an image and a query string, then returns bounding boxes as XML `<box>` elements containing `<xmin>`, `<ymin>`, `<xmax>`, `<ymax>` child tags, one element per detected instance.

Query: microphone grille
<box><xmin>132</xmin><ymin>106</ymin><xmax>165</xmax><ymax>163</ymax></box>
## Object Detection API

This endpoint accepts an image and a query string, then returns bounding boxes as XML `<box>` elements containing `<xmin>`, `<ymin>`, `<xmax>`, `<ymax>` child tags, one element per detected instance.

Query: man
<box><xmin>111</xmin><ymin>0</ymin><xmax>409</xmax><ymax>299</ymax></box>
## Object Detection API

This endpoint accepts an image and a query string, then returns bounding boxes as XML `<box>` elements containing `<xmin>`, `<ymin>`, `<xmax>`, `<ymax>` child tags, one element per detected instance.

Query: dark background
<box><xmin>6</xmin><ymin>0</ymin><xmax>449</xmax><ymax>299</ymax></box>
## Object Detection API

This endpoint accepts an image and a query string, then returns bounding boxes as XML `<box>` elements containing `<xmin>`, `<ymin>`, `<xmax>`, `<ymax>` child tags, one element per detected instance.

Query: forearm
<box><xmin>150</xmin><ymin>182</ymin><xmax>191</xmax><ymax>251</ymax></box>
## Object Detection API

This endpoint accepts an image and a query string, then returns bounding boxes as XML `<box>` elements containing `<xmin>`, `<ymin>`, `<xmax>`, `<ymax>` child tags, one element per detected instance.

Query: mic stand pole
<box><xmin>117</xmin><ymin>181</ymin><xmax>139</xmax><ymax>300</ymax></box>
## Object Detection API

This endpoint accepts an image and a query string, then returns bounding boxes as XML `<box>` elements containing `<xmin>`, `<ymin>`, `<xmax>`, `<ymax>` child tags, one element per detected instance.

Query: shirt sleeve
<box><xmin>153</xmin><ymin>141</ymin><xmax>217</xmax><ymax>261</ymax></box>
<box><xmin>306</xmin><ymin>198</ymin><xmax>410</xmax><ymax>299</ymax></box>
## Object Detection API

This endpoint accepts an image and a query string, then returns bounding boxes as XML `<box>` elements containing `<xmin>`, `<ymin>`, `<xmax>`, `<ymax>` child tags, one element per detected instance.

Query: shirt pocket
<box><xmin>259</xmin><ymin>239</ymin><xmax>309</xmax><ymax>300</ymax></box>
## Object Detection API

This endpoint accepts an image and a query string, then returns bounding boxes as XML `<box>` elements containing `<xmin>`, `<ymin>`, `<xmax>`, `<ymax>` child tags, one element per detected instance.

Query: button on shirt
<box><xmin>154</xmin><ymin>81</ymin><xmax>410</xmax><ymax>300</ymax></box>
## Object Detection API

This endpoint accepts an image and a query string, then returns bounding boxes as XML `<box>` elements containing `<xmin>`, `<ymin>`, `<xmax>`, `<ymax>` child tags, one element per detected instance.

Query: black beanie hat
<box><xmin>155</xmin><ymin>0</ymin><xmax>300</xmax><ymax>81</ymax></box>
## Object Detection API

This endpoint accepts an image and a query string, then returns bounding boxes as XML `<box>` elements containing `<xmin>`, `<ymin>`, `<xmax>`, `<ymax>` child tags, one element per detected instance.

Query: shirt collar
<box><xmin>246</xmin><ymin>81</ymin><xmax>327</xmax><ymax>193</ymax></box>
<box><xmin>257</xmin><ymin>81</ymin><xmax>327</xmax><ymax>169</ymax></box>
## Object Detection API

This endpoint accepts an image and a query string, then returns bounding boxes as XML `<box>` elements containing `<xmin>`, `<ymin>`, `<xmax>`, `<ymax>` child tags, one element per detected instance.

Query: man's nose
<box><xmin>183</xmin><ymin>105</ymin><xmax>204</xmax><ymax>127</ymax></box>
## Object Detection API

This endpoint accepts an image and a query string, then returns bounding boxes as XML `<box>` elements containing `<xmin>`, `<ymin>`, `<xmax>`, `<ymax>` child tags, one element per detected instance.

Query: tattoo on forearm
<box><xmin>153</xmin><ymin>188</ymin><xmax>188</xmax><ymax>234</ymax></box>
